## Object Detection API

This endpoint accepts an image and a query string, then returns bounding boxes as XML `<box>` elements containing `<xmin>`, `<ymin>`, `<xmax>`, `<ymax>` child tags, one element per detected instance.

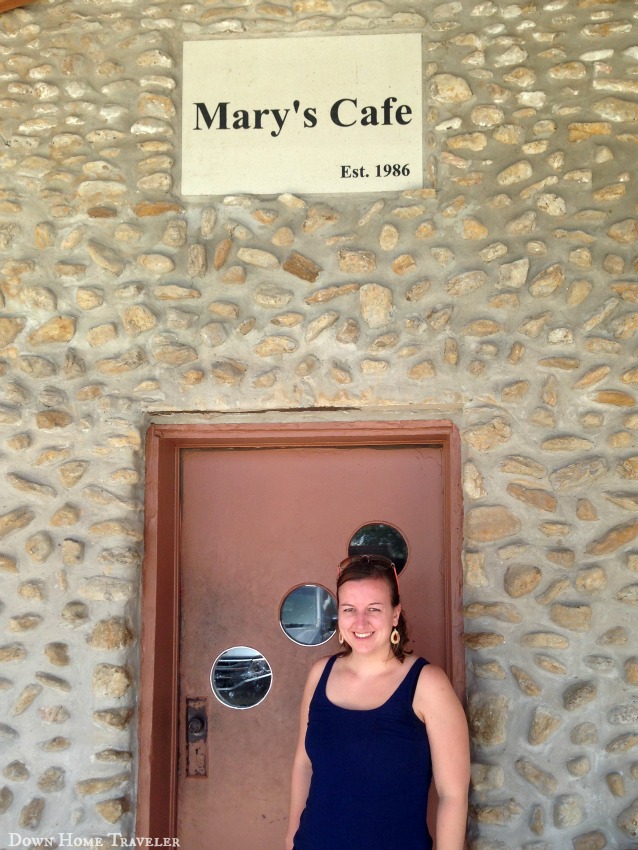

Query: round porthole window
<box><xmin>348</xmin><ymin>522</ymin><xmax>409</xmax><ymax>574</ymax></box>
<box><xmin>280</xmin><ymin>584</ymin><xmax>338</xmax><ymax>646</ymax></box>
<box><xmin>210</xmin><ymin>646</ymin><xmax>272</xmax><ymax>710</ymax></box>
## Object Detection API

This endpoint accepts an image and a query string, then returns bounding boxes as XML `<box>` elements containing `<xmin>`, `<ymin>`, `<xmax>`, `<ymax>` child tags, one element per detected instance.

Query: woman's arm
<box><xmin>414</xmin><ymin>665</ymin><xmax>470</xmax><ymax>850</ymax></box>
<box><xmin>285</xmin><ymin>658</ymin><xmax>329</xmax><ymax>850</ymax></box>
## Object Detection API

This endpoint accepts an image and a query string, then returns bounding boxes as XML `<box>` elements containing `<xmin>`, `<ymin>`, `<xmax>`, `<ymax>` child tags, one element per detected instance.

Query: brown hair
<box><xmin>336</xmin><ymin>554</ymin><xmax>411</xmax><ymax>662</ymax></box>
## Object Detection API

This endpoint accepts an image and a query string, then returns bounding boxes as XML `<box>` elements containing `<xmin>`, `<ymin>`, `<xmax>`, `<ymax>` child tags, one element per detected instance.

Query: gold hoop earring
<box><xmin>338</xmin><ymin>631</ymin><xmax>344</xmax><ymax>645</ymax></box>
<box><xmin>390</xmin><ymin>628</ymin><xmax>400</xmax><ymax>646</ymax></box>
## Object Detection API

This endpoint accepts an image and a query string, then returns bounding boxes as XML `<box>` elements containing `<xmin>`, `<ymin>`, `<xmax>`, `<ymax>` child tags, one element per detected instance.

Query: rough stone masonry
<box><xmin>1</xmin><ymin>0</ymin><xmax>638</xmax><ymax>848</ymax></box>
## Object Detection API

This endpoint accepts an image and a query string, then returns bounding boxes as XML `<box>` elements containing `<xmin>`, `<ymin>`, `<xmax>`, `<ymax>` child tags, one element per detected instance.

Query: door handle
<box><xmin>186</xmin><ymin>697</ymin><xmax>208</xmax><ymax>776</ymax></box>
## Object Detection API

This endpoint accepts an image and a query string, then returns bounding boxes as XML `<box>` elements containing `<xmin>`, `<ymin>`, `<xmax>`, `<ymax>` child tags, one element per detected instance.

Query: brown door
<box><xmin>177</xmin><ymin>443</ymin><xmax>448</xmax><ymax>849</ymax></box>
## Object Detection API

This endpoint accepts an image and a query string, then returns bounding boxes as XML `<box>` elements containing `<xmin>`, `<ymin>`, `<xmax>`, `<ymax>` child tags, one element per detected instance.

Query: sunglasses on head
<box><xmin>337</xmin><ymin>553</ymin><xmax>399</xmax><ymax>588</ymax></box>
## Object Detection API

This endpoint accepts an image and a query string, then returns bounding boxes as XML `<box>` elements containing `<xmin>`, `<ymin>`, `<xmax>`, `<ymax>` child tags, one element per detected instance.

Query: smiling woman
<box><xmin>286</xmin><ymin>554</ymin><xmax>470</xmax><ymax>850</ymax></box>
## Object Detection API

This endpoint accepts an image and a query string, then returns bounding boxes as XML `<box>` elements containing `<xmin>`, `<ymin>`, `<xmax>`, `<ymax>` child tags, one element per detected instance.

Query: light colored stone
<box><xmin>237</xmin><ymin>247</ymin><xmax>279</xmax><ymax>269</ymax></box>
<box><xmin>430</xmin><ymin>73</ymin><xmax>473</xmax><ymax>103</ymax></box>
<box><xmin>87</xmin><ymin>618</ymin><xmax>133</xmax><ymax>650</ymax></box>
<box><xmin>359</xmin><ymin>284</ymin><xmax>392</xmax><ymax>328</ymax></box>
<box><xmin>515</xmin><ymin>758</ymin><xmax>557</xmax><ymax>794</ymax></box>
<box><xmin>463</xmin><ymin>418</ymin><xmax>511</xmax><ymax>451</ymax></box>
<box><xmin>563</xmin><ymin>681</ymin><xmax>597</xmax><ymax>711</ymax></box>
<box><xmin>465</xmin><ymin>506</ymin><xmax>520</xmax><ymax>542</ymax></box>
<box><xmin>469</xmin><ymin>693</ymin><xmax>508</xmax><ymax>746</ymax></box>
<box><xmin>504</xmin><ymin>565</ymin><xmax>542</xmax><ymax>598</ymax></box>
<box><xmin>554</xmin><ymin>795</ymin><xmax>585</xmax><ymax>828</ymax></box>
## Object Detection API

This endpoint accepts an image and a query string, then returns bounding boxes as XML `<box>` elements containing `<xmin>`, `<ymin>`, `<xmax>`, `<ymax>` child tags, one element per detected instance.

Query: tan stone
<box><xmin>61</xmin><ymin>602</ymin><xmax>89</xmax><ymax>627</ymax></box>
<box><xmin>12</xmin><ymin>683</ymin><xmax>42</xmax><ymax>715</ymax></box>
<box><xmin>536</xmin><ymin>577</ymin><xmax>570</xmax><ymax>606</ymax></box>
<box><xmin>28</xmin><ymin>316</ymin><xmax>76</xmax><ymax>346</ymax></box>
<box><xmin>213</xmin><ymin>237</ymin><xmax>232</xmax><ymax>270</ymax></box>
<box><xmin>470</xmin><ymin>798</ymin><xmax>523</xmax><ymax>825</ymax></box>
<box><xmin>446</xmin><ymin>270</ymin><xmax>487</xmax><ymax>296</ymax></box>
<box><xmin>542</xmin><ymin>436</ymin><xmax>593</xmax><ymax>452</ymax></box>
<box><xmin>0</xmin><ymin>317</ymin><xmax>25</xmax><ymax>347</ymax></box>
<box><xmin>392</xmin><ymin>254</ymin><xmax>416</xmax><ymax>275</ymax></box>
<box><xmin>255</xmin><ymin>336</ymin><xmax>297</xmax><ymax>357</ymax></box>
<box><xmin>529</xmin><ymin>263</ymin><xmax>565</xmax><ymax>297</ymax></box>
<box><xmin>515</xmin><ymin>757</ymin><xmax>557</xmax><ymax>794</ymax></box>
<box><xmin>283</xmin><ymin>251</ymin><xmax>321</xmax><ymax>282</ymax></box>
<box><xmin>575</xmin><ymin>568</ymin><xmax>606</xmax><ymax>594</ymax></box>
<box><xmin>464</xmin><ymin>602</ymin><xmax>521</xmax><ymax>624</ymax></box>
<box><xmin>359</xmin><ymin>284</ymin><xmax>392</xmax><ymax>328</ymax></box>
<box><xmin>504</xmin><ymin>564</ymin><xmax>542</xmax><ymax>598</ymax></box>
<box><xmin>88</xmin><ymin>618</ymin><xmax>133</xmax><ymax>650</ymax></box>
<box><xmin>150</xmin><ymin>334</ymin><xmax>197</xmax><ymax>366</ymax></box>
<box><xmin>577</xmin><ymin>499</ymin><xmax>598</xmax><ymax>521</ymax></box>
<box><xmin>271</xmin><ymin>312</ymin><xmax>303</xmax><ymax>328</ymax></box>
<box><xmin>36</xmin><ymin>410</ymin><xmax>73</xmax><ymax>430</ymax></box>
<box><xmin>554</xmin><ymin>794</ymin><xmax>585</xmax><ymax>828</ymax></box>
<box><xmin>96</xmin><ymin>347</ymin><xmax>148</xmax><ymax>375</ymax></box>
<box><xmin>500</xmin><ymin>456</ymin><xmax>546</xmax><ymax>479</ymax></box>
<box><xmin>510</xmin><ymin>666</ymin><xmax>541</xmax><ymax>697</ymax></box>
<box><xmin>522</xmin><ymin>632</ymin><xmax>569</xmax><ymax>649</ymax></box>
<box><xmin>154</xmin><ymin>285</ymin><xmax>201</xmax><ymax>301</ymax></box>
<box><xmin>305</xmin><ymin>283</ymin><xmax>359</xmax><ymax>304</ymax></box>
<box><xmin>87</xmin><ymin>241</ymin><xmax>126</xmax><ymax>276</ymax></box>
<box><xmin>379</xmin><ymin>224</ymin><xmax>399</xmax><ymax>251</ymax></box>
<box><xmin>549</xmin><ymin>458</ymin><xmax>608</xmax><ymax>490</ymax></box>
<box><xmin>507</xmin><ymin>483</ymin><xmax>556</xmax><ymax>512</ymax></box>
<box><xmin>469</xmin><ymin>693</ymin><xmax>508</xmax><ymax>746</ymax></box>
<box><xmin>626</xmin><ymin>658</ymin><xmax>638</xmax><ymax>686</ymax></box>
<box><xmin>462</xmin><ymin>551</ymin><xmax>486</xmax><ymax>588</ymax></box>
<box><xmin>76</xmin><ymin>771</ymin><xmax>129</xmax><ymax>797</ymax></box>
<box><xmin>122</xmin><ymin>306</ymin><xmax>157</xmax><ymax>336</ymax></box>
<box><xmin>162</xmin><ymin>220</ymin><xmax>187</xmax><ymax>248</ymax></box>
<box><xmin>586</xmin><ymin>521</ymin><xmax>638</xmax><ymax>555</ymax></box>
<box><xmin>616</xmin><ymin>799</ymin><xmax>638</xmax><ymax>838</ymax></box>
<box><xmin>568</xmin><ymin>757</ymin><xmax>591</xmax><ymax>779</ymax></box>
<box><xmin>463</xmin><ymin>632</ymin><xmax>505</xmax><ymax>649</ymax></box>
<box><xmin>534</xmin><ymin>653</ymin><xmax>567</xmax><ymax>676</ymax></box>
<box><xmin>529</xmin><ymin>706</ymin><xmax>561</xmax><ymax>744</ymax></box>
<box><xmin>93</xmin><ymin>664</ymin><xmax>132</xmax><ymax>698</ymax></box>
<box><xmin>255</xmin><ymin>284</ymin><xmax>294</xmax><ymax>308</ymax></box>
<box><xmin>35</xmin><ymin>673</ymin><xmax>71</xmax><ymax>694</ymax></box>
<box><xmin>408</xmin><ymin>360</ymin><xmax>436</xmax><ymax>381</ymax></box>
<box><xmin>93</xmin><ymin>709</ymin><xmax>134</xmax><ymax>731</ymax></box>
<box><xmin>563</xmin><ymin>681</ymin><xmax>597</xmax><ymax>711</ymax></box>
<box><xmin>430</xmin><ymin>73</ymin><xmax>473</xmax><ymax>103</ymax></box>
<box><xmin>37</xmin><ymin>766</ymin><xmax>65</xmax><ymax>793</ymax></box>
<box><xmin>95</xmin><ymin>749</ymin><xmax>132</xmax><ymax>764</ymax></box>
<box><xmin>465</xmin><ymin>506</ymin><xmax>520</xmax><ymax>542</ymax></box>
<box><xmin>58</xmin><ymin>461</ymin><xmax>89</xmax><ymax>488</ymax></box>
<box><xmin>44</xmin><ymin>643</ymin><xmax>69</xmax><ymax>666</ymax></box>
<box><xmin>571</xmin><ymin>722</ymin><xmax>598</xmax><ymax>745</ymax></box>
<box><xmin>471</xmin><ymin>764</ymin><xmax>504</xmax><ymax>793</ymax></box>
<box><xmin>19</xmin><ymin>797</ymin><xmax>45</xmax><ymax>829</ymax></box>
<box><xmin>211</xmin><ymin>361</ymin><xmax>247</xmax><ymax>386</ymax></box>
<box><xmin>237</xmin><ymin>247</ymin><xmax>279</xmax><ymax>269</ymax></box>
<box><xmin>306</xmin><ymin>311</ymin><xmax>338</xmax><ymax>342</ymax></box>
<box><xmin>607</xmin><ymin>732</ymin><xmax>638</xmax><ymax>753</ymax></box>
<box><xmin>96</xmin><ymin>797</ymin><xmax>127</xmax><ymax>823</ymax></box>
<box><xmin>463</xmin><ymin>417</ymin><xmax>511</xmax><ymax>451</ymax></box>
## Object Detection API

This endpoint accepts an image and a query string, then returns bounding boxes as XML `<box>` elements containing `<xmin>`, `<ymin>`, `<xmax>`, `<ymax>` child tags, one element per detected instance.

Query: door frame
<box><xmin>137</xmin><ymin>419</ymin><xmax>464</xmax><ymax>838</ymax></box>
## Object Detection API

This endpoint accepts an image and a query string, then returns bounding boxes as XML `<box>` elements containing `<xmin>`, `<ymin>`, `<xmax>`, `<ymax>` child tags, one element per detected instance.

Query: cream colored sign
<box><xmin>181</xmin><ymin>34</ymin><xmax>423</xmax><ymax>196</ymax></box>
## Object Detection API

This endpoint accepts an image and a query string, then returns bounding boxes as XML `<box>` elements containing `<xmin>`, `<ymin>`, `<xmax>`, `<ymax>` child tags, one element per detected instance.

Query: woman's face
<box><xmin>337</xmin><ymin>577</ymin><xmax>400</xmax><ymax>657</ymax></box>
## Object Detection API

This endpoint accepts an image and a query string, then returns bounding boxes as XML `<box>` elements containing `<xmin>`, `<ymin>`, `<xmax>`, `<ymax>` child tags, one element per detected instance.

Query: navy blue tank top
<box><xmin>293</xmin><ymin>654</ymin><xmax>432</xmax><ymax>850</ymax></box>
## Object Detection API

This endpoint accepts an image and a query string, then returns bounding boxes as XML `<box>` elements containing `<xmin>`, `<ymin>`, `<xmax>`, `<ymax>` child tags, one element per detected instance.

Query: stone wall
<box><xmin>0</xmin><ymin>0</ymin><xmax>637</xmax><ymax>847</ymax></box>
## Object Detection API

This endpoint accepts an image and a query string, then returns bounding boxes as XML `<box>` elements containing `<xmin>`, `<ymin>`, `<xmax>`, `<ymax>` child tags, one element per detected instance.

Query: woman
<box><xmin>286</xmin><ymin>554</ymin><xmax>470</xmax><ymax>850</ymax></box>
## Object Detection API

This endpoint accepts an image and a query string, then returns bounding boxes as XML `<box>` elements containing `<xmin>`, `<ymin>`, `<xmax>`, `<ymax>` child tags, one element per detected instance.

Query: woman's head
<box><xmin>336</xmin><ymin>554</ymin><xmax>411</xmax><ymax>661</ymax></box>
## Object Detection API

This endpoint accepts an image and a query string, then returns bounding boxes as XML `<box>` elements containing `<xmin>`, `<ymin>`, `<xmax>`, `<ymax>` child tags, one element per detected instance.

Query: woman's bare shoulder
<box><xmin>414</xmin><ymin>663</ymin><xmax>463</xmax><ymax>716</ymax></box>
